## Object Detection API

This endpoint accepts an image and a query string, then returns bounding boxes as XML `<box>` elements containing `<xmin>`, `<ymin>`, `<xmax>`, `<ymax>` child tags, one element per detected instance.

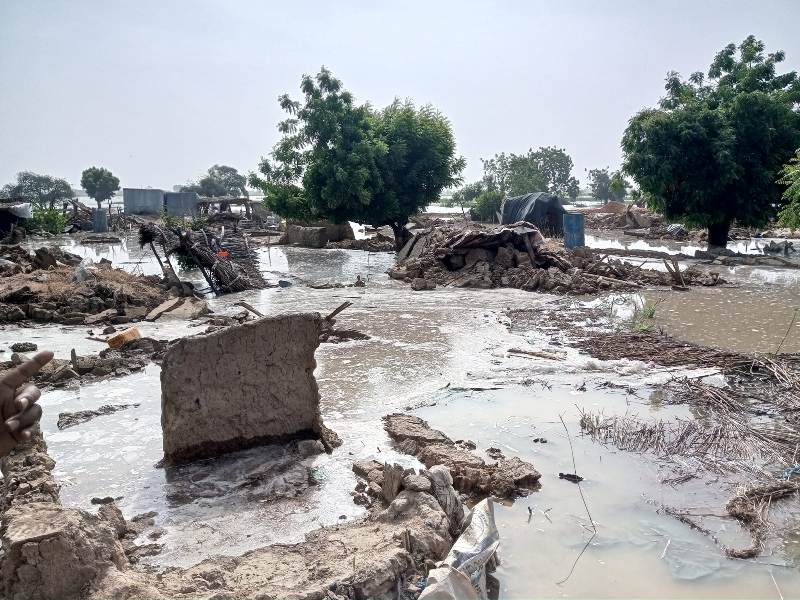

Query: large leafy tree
<box><xmin>481</xmin><ymin>147</ymin><xmax>579</xmax><ymax>198</ymax></box>
<box><xmin>777</xmin><ymin>149</ymin><xmax>800</xmax><ymax>229</ymax></box>
<box><xmin>182</xmin><ymin>165</ymin><xmax>248</xmax><ymax>197</ymax></box>
<box><xmin>622</xmin><ymin>36</ymin><xmax>800</xmax><ymax>246</ymax></box>
<box><xmin>588</xmin><ymin>168</ymin><xmax>611</xmax><ymax>203</ymax></box>
<box><xmin>80</xmin><ymin>166</ymin><xmax>120</xmax><ymax>208</ymax></box>
<box><xmin>250</xmin><ymin>68</ymin><xmax>464</xmax><ymax>248</ymax></box>
<box><xmin>1</xmin><ymin>171</ymin><xmax>74</xmax><ymax>210</ymax></box>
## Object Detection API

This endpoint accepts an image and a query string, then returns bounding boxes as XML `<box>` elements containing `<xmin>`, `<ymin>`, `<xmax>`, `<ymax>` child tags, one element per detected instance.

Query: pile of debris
<box><xmin>65</xmin><ymin>201</ymin><xmax>144</xmax><ymax>233</ymax></box>
<box><xmin>0</xmin><ymin>247</ymin><xmax>170</xmax><ymax>324</ymax></box>
<box><xmin>139</xmin><ymin>224</ymin><xmax>267</xmax><ymax>294</ymax></box>
<box><xmin>389</xmin><ymin>221</ymin><xmax>723</xmax><ymax>294</ymax></box>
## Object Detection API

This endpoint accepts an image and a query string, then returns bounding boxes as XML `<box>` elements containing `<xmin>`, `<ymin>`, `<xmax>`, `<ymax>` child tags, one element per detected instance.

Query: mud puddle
<box><xmin>418</xmin><ymin>385</ymin><xmax>800</xmax><ymax>598</ymax></box>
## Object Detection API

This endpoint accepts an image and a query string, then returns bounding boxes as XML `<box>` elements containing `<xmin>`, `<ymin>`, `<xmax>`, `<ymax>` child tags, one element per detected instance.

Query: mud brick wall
<box><xmin>160</xmin><ymin>313</ymin><xmax>325</xmax><ymax>463</ymax></box>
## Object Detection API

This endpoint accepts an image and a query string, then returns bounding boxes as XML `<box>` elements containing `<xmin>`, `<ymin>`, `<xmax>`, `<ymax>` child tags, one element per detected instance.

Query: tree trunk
<box><xmin>389</xmin><ymin>222</ymin><xmax>411</xmax><ymax>252</ymax></box>
<box><xmin>707</xmin><ymin>221</ymin><xmax>731</xmax><ymax>248</ymax></box>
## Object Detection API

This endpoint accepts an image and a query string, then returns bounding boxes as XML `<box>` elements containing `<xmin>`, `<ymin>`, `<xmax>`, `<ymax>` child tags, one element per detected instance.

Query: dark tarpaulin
<box><xmin>500</xmin><ymin>192</ymin><xmax>566</xmax><ymax>235</ymax></box>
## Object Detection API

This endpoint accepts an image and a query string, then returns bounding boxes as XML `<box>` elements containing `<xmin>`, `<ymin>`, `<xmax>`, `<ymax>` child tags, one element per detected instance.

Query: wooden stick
<box><xmin>325</xmin><ymin>301</ymin><xmax>353</xmax><ymax>322</ymax></box>
<box><xmin>234</xmin><ymin>301</ymin><xmax>264</xmax><ymax>318</ymax></box>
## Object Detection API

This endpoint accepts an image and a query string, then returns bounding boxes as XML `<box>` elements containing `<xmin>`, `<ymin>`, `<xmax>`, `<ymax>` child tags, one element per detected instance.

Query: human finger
<box><xmin>13</xmin><ymin>384</ymin><xmax>41</xmax><ymax>414</ymax></box>
<box><xmin>0</xmin><ymin>351</ymin><xmax>54</xmax><ymax>390</ymax></box>
<box><xmin>5</xmin><ymin>403</ymin><xmax>43</xmax><ymax>434</ymax></box>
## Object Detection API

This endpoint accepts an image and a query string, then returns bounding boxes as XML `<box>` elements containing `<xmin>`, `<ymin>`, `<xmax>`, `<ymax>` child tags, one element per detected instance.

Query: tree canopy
<box><xmin>588</xmin><ymin>168</ymin><xmax>611</xmax><ymax>203</ymax></box>
<box><xmin>622</xmin><ymin>35</ymin><xmax>800</xmax><ymax>246</ymax></box>
<box><xmin>80</xmin><ymin>166</ymin><xmax>120</xmax><ymax>208</ymax></box>
<box><xmin>608</xmin><ymin>170</ymin><xmax>629</xmax><ymax>202</ymax></box>
<box><xmin>448</xmin><ymin>181</ymin><xmax>485</xmax><ymax>209</ymax></box>
<box><xmin>250</xmin><ymin>68</ymin><xmax>464</xmax><ymax>247</ymax></box>
<box><xmin>777</xmin><ymin>149</ymin><xmax>800</xmax><ymax>230</ymax></box>
<box><xmin>481</xmin><ymin>147</ymin><xmax>579</xmax><ymax>198</ymax></box>
<box><xmin>182</xmin><ymin>165</ymin><xmax>248</xmax><ymax>198</ymax></box>
<box><xmin>1</xmin><ymin>171</ymin><xmax>74</xmax><ymax>210</ymax></box>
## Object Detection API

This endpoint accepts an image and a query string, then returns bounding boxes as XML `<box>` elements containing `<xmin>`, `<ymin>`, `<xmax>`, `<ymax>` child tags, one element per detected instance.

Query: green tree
<box><xmin>473</xmin><ymin>190</ymin><xmax>503</xmax><ymax>222</ymax></box>
<box><xmin>450</xmin><ymin>181</ymin><xmax>485</xmax><ymax>210</ymax></box>
<box><xmin>588</xmin><ymin>168</ymin><xmax>611</xmax><ymax>203</ymax></box>
<box><xmin>80</xmin><ymin>166</ymin><xmax>120</xmax><ymax>209</ymax></box>
<box><xmin>0</xmin><ymin>171</ymin><xmax>74</xmax><ymax>210</ymax></box>
<box><xmin>622</xmin><ymin>35</ymin><xmax>800</xmax><ymax>246</ymax></box>
<box><xmin>608</xmin><ymin>170</ymin><xmax>629</xmax><ymax>201</ymax></box>
<box><xmin>250</xmin><ymin>68</ymin><xmax>464</xmax><ymax>249</ymax></box>
<box><xmin>183</xmin><ymin>165</ymin><xmax>248</xmax><ymax>197</ymax></box>
<box><xmin>481</xmin><ymin>147</ymin><xmax>579</xmax><ymax>198</ymax></box>
<box><xmin>777</xmin><ymin>149</ymin><xmax>800</xmax><ymax>229</ymax></box>
<box><xmin>532</xmin><ymin>146</ymin><xmax>580</xmax><ymax>198</ymax></box>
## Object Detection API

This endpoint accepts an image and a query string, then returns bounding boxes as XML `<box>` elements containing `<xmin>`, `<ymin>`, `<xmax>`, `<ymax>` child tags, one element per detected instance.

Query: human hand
<box><xmin>0</xmin><ymin>351</ymin><xmax>54</xmax><ymax>458</ymax></box>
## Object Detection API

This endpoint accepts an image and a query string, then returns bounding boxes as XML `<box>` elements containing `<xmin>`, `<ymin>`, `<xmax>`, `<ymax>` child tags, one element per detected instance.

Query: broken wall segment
<box><xmin>282</xmin><ymin>221</ymin><xmax>355</xmax><ymax>248</ymax></box>
<box><xmin>383</xmin><ymin>413</ymin><xmax>541</xmax><ymax>499</ymax></box>
<box><xmin>160</xmin><ymin>313</ymin><xmax>339</xmax><ymax>464</ymax></box>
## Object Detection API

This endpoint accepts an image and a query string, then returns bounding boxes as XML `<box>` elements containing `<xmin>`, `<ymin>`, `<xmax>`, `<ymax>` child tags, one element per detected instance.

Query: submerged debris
<box><xmin>389</xmin><ymin>221</ymin><xmax>723</xmax><ymax>294</ymax></box>
<box><xmin>57</xmin><ymin>404</ymin><xmax>140</xmax><ymax>430</ymax></box>
<box><xmin>383</xmin><ymin>413</ymin><xmax>540</xmax><ymax>499</ymax></box>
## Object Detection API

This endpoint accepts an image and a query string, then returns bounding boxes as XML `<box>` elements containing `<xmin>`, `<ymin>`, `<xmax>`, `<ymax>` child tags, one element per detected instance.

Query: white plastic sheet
<box><xmin>419</xmin><ymin>498</ymin><xmax>499</xmax><ymax>600</ymax></box>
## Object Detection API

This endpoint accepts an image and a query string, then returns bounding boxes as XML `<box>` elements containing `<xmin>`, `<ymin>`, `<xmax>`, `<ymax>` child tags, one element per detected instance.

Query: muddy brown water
<box><xmin>1</xmin><ymin>233</ymin><xmax>799</xmax><ymax>597</ymax></box>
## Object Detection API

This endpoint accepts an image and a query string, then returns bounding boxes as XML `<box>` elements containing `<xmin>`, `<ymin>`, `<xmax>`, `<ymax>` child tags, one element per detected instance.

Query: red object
<box><xmin>217</xmin><ymin>250</ymin><xmax>230</xmax><ymax>258</ymax></box>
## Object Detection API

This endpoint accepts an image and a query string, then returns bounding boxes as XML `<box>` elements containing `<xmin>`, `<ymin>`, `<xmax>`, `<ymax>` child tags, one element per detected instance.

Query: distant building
<box><xmin>122</xmin><ymin>188</ymin><xmax>165</xmax><ymax>215</ymax></box>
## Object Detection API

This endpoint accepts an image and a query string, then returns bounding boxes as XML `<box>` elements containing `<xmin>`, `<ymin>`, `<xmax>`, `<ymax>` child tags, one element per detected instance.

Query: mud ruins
<box><xmin>0</xmin><ymin>203</ymin><xmax>799</xmax><ymax>600</ymax></box>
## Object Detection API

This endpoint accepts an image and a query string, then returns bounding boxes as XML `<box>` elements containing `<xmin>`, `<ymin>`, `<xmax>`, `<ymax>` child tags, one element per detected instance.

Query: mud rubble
<box><xmin>379</xmin><ymin>413</ymin><xmax>541</xmax><ymax>499</ymax></box>
<box><xmin>0</xmin><ymin>245</ymin><xmax>171</xmax><ymax>325</ymax></box>
<box><xmin>1</xmin><ymin>427</ymin><xmax>481</xmax><ymax>600</ymax></box>
<box><xmin>57</xmin><ymin>404</ymin><xmax>140</xmax><ymax>430</ymax></box>
<box><xmin>0</xmin><ymin>337</ymin><xmax>168</xmax><ymax>390</ymax></box>
<box><xmin>326</xmin><ymin>234</ymin><xmax>395</xmax><ymax>252</ymax></box>
<box><xmin>389</xmin><ymin>221</ymin><xmax>723</xmax><ymax>294</ymax></box>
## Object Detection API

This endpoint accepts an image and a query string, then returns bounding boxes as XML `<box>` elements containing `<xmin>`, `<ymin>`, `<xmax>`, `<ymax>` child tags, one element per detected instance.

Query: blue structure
<box><xmin>563</xmin><ymin>213</ymin><xmax>585</xmax><ymax>249</ymax></box>
<box><xmin>164</xmin><ymin>192</ymin><xmax>200</xmax><ymax>217</ymax></box>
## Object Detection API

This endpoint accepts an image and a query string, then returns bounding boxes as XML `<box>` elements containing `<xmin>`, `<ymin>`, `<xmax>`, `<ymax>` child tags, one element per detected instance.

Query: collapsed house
<box><xmin>389</xmin><ymin>221</ymin><xmax>724</xmax><ymax>294</ymax></box>
<box><xmin>139</xmin><ymin>223</ymin><xmax>267</xmax><ymax>294</ymax></box>
<box><xmin>500</xmin><ymin>192</ymin><xmax>566</xmax><ymax>236</ymax></box>
<box><xmin>0</xmin><ymin>245</ymin><xmax>170</xmax><ymax>324</ymax></box>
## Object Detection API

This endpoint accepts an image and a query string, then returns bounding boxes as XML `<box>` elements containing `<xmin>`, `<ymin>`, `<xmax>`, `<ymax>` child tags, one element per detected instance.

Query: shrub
<box><xmin>473</xmin><ymin>191</ymin><xmax>504</xmax><ymax>222</ymax></box>
<box><xmin>28</xmin><ymin>208</ymin><xmax>67</xmax><ymax>234</ymax></box>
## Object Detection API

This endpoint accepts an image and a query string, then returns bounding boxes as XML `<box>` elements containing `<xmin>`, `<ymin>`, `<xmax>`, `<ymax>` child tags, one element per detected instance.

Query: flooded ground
<box><xmin>2</xmin><ymin>232</ymin><xmax>799</xmax><ymax>597</ymax></box>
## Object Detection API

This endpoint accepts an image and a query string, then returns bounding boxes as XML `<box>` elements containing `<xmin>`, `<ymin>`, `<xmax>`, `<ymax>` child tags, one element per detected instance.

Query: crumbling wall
<box><xmin>283</xmin><ymin>222</ymin><xmax>354</xmax><ymax>248</ymax></box>
<box><xmin>0</xmin><ymin>431</ymin><xmax>128</xmax><ymax>600</ymax></box>
<box><xmin>160</xmin><ymin>313</ymin><xmax>335</xmax><ymax>463</ymax></box>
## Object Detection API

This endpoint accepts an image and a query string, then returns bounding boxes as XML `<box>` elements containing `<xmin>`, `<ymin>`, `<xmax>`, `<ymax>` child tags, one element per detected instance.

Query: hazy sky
<box><xmin>2</xmin><ymin>0</ymin><xmax>798</xmax><ymax>191</ymax></box>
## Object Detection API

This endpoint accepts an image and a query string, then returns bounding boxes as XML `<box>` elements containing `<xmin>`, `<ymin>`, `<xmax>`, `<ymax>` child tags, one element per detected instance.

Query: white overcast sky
<box><xmin>1</xmin><ymin>0</ymin><xmax>798</xmax><ymax>190</ymax></box>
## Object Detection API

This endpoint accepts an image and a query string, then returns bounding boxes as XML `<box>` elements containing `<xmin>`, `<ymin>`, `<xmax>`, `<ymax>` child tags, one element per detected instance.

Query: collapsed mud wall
<box><xmin>282</xmin><ymin>222</ymin><xmax>354</xmax><ymax>248</ymax></box>
<box><xmin>0</xmin><ymin>431</ymin><xmax>129</xmax><ymax>600</ymax></box>
<box><xmin>160</xmin><ymin>313</ymin><xmax>338</xmax><ymax>464</ymax></box>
